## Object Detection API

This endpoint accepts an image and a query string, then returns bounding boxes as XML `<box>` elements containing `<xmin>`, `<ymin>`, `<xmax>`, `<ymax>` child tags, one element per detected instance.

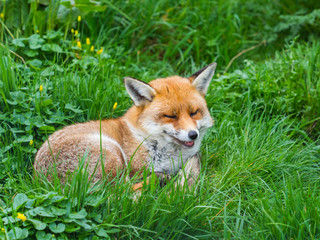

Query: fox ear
<box><xmin>124</xmin><ymin>77</ymin><xmax>156</xmax><ymax>106</ymax></box>
<box><xmin>189</xmin><ymin>62</ymin><xmax>217</xmax><ymax>95</ymax></box>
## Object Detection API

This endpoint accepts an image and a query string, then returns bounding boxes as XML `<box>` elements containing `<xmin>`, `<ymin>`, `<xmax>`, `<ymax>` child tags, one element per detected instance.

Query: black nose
<box><xmin>188</xmin><ymin>131</ymin><xmax>198</xmax><ymax>140</ymax></box>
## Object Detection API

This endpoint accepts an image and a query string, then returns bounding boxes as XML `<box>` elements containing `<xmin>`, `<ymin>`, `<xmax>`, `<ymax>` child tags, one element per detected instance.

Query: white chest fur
<box><xmin>144</xmin><ymin>137</ymin><xmax>202</xmax><ymax>175</ymax></box>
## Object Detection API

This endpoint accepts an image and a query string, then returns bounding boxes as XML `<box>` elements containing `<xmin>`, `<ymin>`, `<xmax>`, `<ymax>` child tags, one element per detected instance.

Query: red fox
<box><xmin>34</xmin><ymin>63</ymin><xmax>216</xmax><ymax>187</ymax></box>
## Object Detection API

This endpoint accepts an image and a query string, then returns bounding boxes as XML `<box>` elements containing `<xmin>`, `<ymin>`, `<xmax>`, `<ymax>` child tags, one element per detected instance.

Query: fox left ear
<box><xmin>189</xmin><ymin>62</ymin><xmax>217</xmax><ymax>95</ymax></box>
<box><xmin>123</xmin><ymin>77</ymin><xmax>156</xmax><ymax>106</ymax></box>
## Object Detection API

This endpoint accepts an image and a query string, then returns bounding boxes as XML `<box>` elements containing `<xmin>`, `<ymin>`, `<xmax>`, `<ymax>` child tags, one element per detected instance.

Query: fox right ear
<box><xmin>124</xmin><ymin>77</ymin><xmax>156</xmax><ymax>106</ymax></box>
<box><xmin>189</xmin><ymin>62</ymin><xmax>217</xmax><ymax>96</ymax></box>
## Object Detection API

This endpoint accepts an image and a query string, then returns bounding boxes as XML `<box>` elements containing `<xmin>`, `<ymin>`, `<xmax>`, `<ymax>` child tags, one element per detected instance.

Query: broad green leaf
<box><xmin>10</xmin><ymin>91</ymin><xmax>26</xmax><ymax>103</ymax></box>
<box><xmin>24</xmin><ymin>50</ymin><xmax>39</xmax><ymax>57</ymax></box>
<box><xmin>44</xmin><ymin>30</ymin><xmax>64</xmax><ymax>39</ymax></box>
<box><xmin>41</xmin><ymin>43</ymin><xmax>63</xmax><ymax>53</ymax></box>
<box><xmin>36</xmin><ymin>231</ymin><xmax>52</xmax><ymax>240</ymax></box>
<box><xmin>7</xmin><ymin>227</ymin><xmax>28</xmax><ymax>239</ymax></box>
<box><xmin>50</xmin><ymin>206</ymin><xmax>67</xmax><ymax>216</ymax></box>
<box><xmin>65</xmin><ymin>103</ymin><xmax>83</xmax><ymax>113</ymax></box>
<box><xmin>92</xmin><ymin>213</ymin><xmax>102</xmax><ymax>223</ymax></box>
<box><xmin>95</xmin><ymin>227</ymin><xmax>109</xmax><ymax>238</ymax></box>
<box><xmin>69</xmin><ymin>208</ymin><xmax>87</xmax><ymax>219</ymax></box>
<box><xmin>40</xmin><ymin>67</ymin><xmax>55</xmax><ymax>77</ymax></box>
<box><xmin>50</xmin><ymin>195</ymin><xmax>66</xmax><ymax>203</ymax></box>
<box><xmin>34</xmin><ymin>207</ymin><xmax>55</xmax><ymax>217</ymax></box>
<box><xmin>25</xmin><ymin>198</ymin><xmax>36</xmax><ymax>209</ymax></box>
<box><xmin>12</xmin><ymin>38</ymin><xmax>26</xmax><ymax>47</ymax></box>
<box><xmin>42</xmin><ymin>99</ymin><xmax>53</xmax><ymax>107</ymax></box>
<box><xmin>29</xmin><ymin>34</ymin><xmax>45</xmax><ymax>49</ymax></box>
<box><xmin>13</xmin><ymin>193</ymin><xmax>29</xmax><ymax>210</ymax></box>
<box><xmin>64</xmin><ymin>224</ymin><xmax>81</xmax><ymax>233</ymax></box>
<box><xmin>14</xmin><ymin>135</ymin><xmax>33</xmax><ymax>144</ymax></box>
<box><xmin>2</xmin><ymin>208</ymin><xmax>12</xmax><ymax>215</ymax></box>
<box><xmin>27</xmin><ymin>59</ymin><xmax>43</xmax><ymax>69</ymax></box>
<box><xmin>72</xmin><ymin>219</ymin><xmax>92</xmax><ymax>230</ymax></box>
<box><xmin>28</xmin><ymin>219</ymin><xmax>47</xmax><ymax>230</ymax></box>
<box><xmin>26</xmin><ymin>208</ymin><xmax>37</xmax><ymax>217</ymax></box>
<box><xmin>5</xmin><ymin>99</ymin><xmax>18</xmax><ymax>105</ymax></box>
<box><xmin>2</xmin><ymin>216</ymin><xmax>18</xmax><ymax>224</ymax></box>
<box><xmin>49</xmin><ymin>222</ymin><xmax>66</xmax><ymax>233</ymax></box>
<box><xmin>60</xmin><ymin>217</ymin><xmax>73</xmax><ymax>223</ymax></box>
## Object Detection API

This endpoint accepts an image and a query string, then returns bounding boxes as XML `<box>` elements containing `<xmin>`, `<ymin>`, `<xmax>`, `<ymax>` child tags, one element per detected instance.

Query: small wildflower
<box><xmin>78</xmin><ymin>15</ymin><xmax>81</xmax><ymax>22</ymax></box>
<box><xmin>39</xmin><ymin>85</ymin><xmax>43</xmax><ymax>92</ymax></box>
<box><xmin>77</xmin><ymin>41</ymin><xmax>82</xmax><ymax>49</ymax></box>
<box><xmin>1</xmin><ymin>228</ymin><xmax>5</xmax><ymax>233</ymax></box>
<box><xmin>75</xmin><ymin>30</ymin><xmax>78</xmax><ymax>36</ymax></box>
<box><xmin>71</xmin><ymin>28</ymin><xmax>74</xmax><ymax>34</ymax></box>
<box><xmin>29</xmin><ymin>140</ymin><xmax>34</xmax><ymax>146</ymax></box>
<box><xmin>97</xmin><ymin>48</ymin><xmax>103</xmax><ymax>55</ymax></box>
<box><xmin>17</xmin><ymin>213</ymin><xmax>27</xmax><ymax>222</ymax></box>
<box><xmin>52</xmin><ymin>234</ymin><xmax>55</xmax><ymax>238</ymax></box>
<box><xmin>90</xmin><ymin>45</ymin><xmax>94</xmax><ymax>52</ymax></box>
<box><xmin>86</xmin><ymin>38</ymin><xmax>90</xmax><ymax>45</ymax></box>
<box><xmin>36</xmin><ymin>30</ymin><xmax>39</xmax><ymax>33</ymax></box>
<box><xmin>113</xmin><ymin>102</ymin><xmax>118</xmax><ymax>110</ymax></box>
<box><xmin>137</xmin><ymin>50</ymin><xmax>140</xmax><ymax>55</ymax></box>
<box><xmin>0</xmin><ymin>13</ymin><xmax>4</xmax><ymax>19</ymax></box>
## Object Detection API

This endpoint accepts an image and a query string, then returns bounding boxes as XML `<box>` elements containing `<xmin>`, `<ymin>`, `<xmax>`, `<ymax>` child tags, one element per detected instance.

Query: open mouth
<box><xmin>172</xmin><ymin>137</ymin><xmax>195</xmax><ymax>148</ymax></box>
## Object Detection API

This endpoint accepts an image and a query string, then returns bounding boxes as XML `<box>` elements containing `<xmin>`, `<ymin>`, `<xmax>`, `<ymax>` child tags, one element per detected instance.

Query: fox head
<box><xmin>123</xmin><ymin>63</ymin><xmax>216</xmax><ymax>150</ymax></box>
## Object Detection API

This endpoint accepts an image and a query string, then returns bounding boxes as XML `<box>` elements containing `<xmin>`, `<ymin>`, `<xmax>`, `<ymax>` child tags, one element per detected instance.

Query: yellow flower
<box><xmin>0</xmin><ymin>13</ymin><xmax>4</xmax><ymax>19</ymax></box>
<box><xmin>97</xmin><ymin>48</ymin><xmax>103</xmax><ymax>55</ymax></box>
<box><xmin>29</xmin><ymin>140</ymin><xmax>33</xmax><ymax>146</ymax></box>
<box><xmin>39</xmin><ymin>85</ymin><xmax>43</xmax><ymax>92</ymax></box>
<box><xmin>17</xmin><ymin>213</ymin><xmax>27</xmax><ymax>222</ymax></box>
<box><xmin>71</xmin><ymin>28</ymin><xmax>74</xmax><ymax>34</ymax></box>
<box><xmin>86</xmin><ymin>38</ymin><xmax>90</xmax><ymax>45</ymax></box>
<box><xmin>75</xmin><ymin>30</ymin><xmax>78</xmax><ymax>36</ymax></box>
<box><xmin>1</xmin><ymin>228</ymin><xmax>5</xmax><ymax>232</ymax></box>
<box><xmin>52</xmin><ymin>234</ymin><xmax>55</xmax><ymax>238</ymax></box>
<box><xmin>77</xmin><ymin>41</ymin><xmax>82</xmax><ymax>49</ymax></box>
<box><xmin>78</xmin><ymin>15</ymin><xmax>81</xmax><ymax>22</ymax></box>
<box><xmin>90</xmin><ymin>45</ymin><xmax>94</xmax><ymax>52</ymax></box>
<box><xmin>113</xmin><ymin>102</ymin><xmax>118</xmax><ymax>110</ymax></box>
<box><xmin>36</xmin><ymin>30</ymin><xmax>39</xmax><ymax>33</ymax></box>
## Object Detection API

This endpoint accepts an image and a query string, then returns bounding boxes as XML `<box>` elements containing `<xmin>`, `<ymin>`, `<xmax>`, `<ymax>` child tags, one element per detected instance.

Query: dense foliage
<box><xmin>0</xmin><ymin>0</ymin><xmax>319</xmax><ymax>239</ymax></box>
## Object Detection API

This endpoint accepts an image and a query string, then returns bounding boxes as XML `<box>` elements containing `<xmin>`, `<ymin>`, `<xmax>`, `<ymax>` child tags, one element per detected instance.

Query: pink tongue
<box><xmin>184</xmin><ymin>141</ymin><xmax>194</xmax><ymax>147</ymax></box>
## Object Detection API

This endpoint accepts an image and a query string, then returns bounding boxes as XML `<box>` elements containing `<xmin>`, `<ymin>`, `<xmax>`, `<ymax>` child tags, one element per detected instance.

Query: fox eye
<box><xmin>190</xmin><ymin>110</ymin><xmax>198</xmax><ymax>117</ymax></box>
<box><xmin>164</xmin><ymin>114</ymin><xmax>177</xmax><ymax>119</ymax></box>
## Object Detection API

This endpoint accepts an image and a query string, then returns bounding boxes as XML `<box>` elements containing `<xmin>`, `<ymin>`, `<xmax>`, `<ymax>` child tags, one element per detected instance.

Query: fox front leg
<box><xmin>178</xmin><ymin>154</ymin><xmax>201</xmax><ymax>187</ymax></box>
<box><xmin>131</xmin><ymin>155</ymin><xmax>200</xmax><ymax>194</ymax></box>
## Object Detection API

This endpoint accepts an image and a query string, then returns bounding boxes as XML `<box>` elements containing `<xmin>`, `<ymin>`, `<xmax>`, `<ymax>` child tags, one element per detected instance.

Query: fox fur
<box><xmin>34</xmin><ymin>63</ymin><xmax>217</xmax><ymax>186</ymax></box>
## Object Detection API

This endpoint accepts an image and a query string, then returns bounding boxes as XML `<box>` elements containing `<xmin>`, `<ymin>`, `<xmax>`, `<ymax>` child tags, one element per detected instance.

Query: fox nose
<box><xmin>188</xmin><ymin>130</ymin><xmax>198</xmax><ymax>140</ymax></box>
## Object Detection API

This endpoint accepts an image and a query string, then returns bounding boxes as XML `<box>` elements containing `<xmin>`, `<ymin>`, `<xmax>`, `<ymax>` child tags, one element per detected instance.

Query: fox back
<box><xmin>34</xmin><ymin>63</ymin><xmax>216</xmax><ymax>182</ymax></box>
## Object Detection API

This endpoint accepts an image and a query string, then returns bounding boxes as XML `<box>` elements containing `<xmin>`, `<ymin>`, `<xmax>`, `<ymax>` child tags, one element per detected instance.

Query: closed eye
<box><xmin>164</xmin><ymin>114</ymin><xmax>177</xmax><ymax>119</ymax></box>
<box><xmin>190</xmin><ymin>110</ymin><xmax>198</xmax><ymax>117</ymax></box>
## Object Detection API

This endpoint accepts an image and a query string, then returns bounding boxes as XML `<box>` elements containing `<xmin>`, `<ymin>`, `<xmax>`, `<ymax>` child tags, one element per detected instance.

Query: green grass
<box><xmin>0</xmin><ymin>0</ymin><xmax>320</xmax><ymax>239</ymax></box>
